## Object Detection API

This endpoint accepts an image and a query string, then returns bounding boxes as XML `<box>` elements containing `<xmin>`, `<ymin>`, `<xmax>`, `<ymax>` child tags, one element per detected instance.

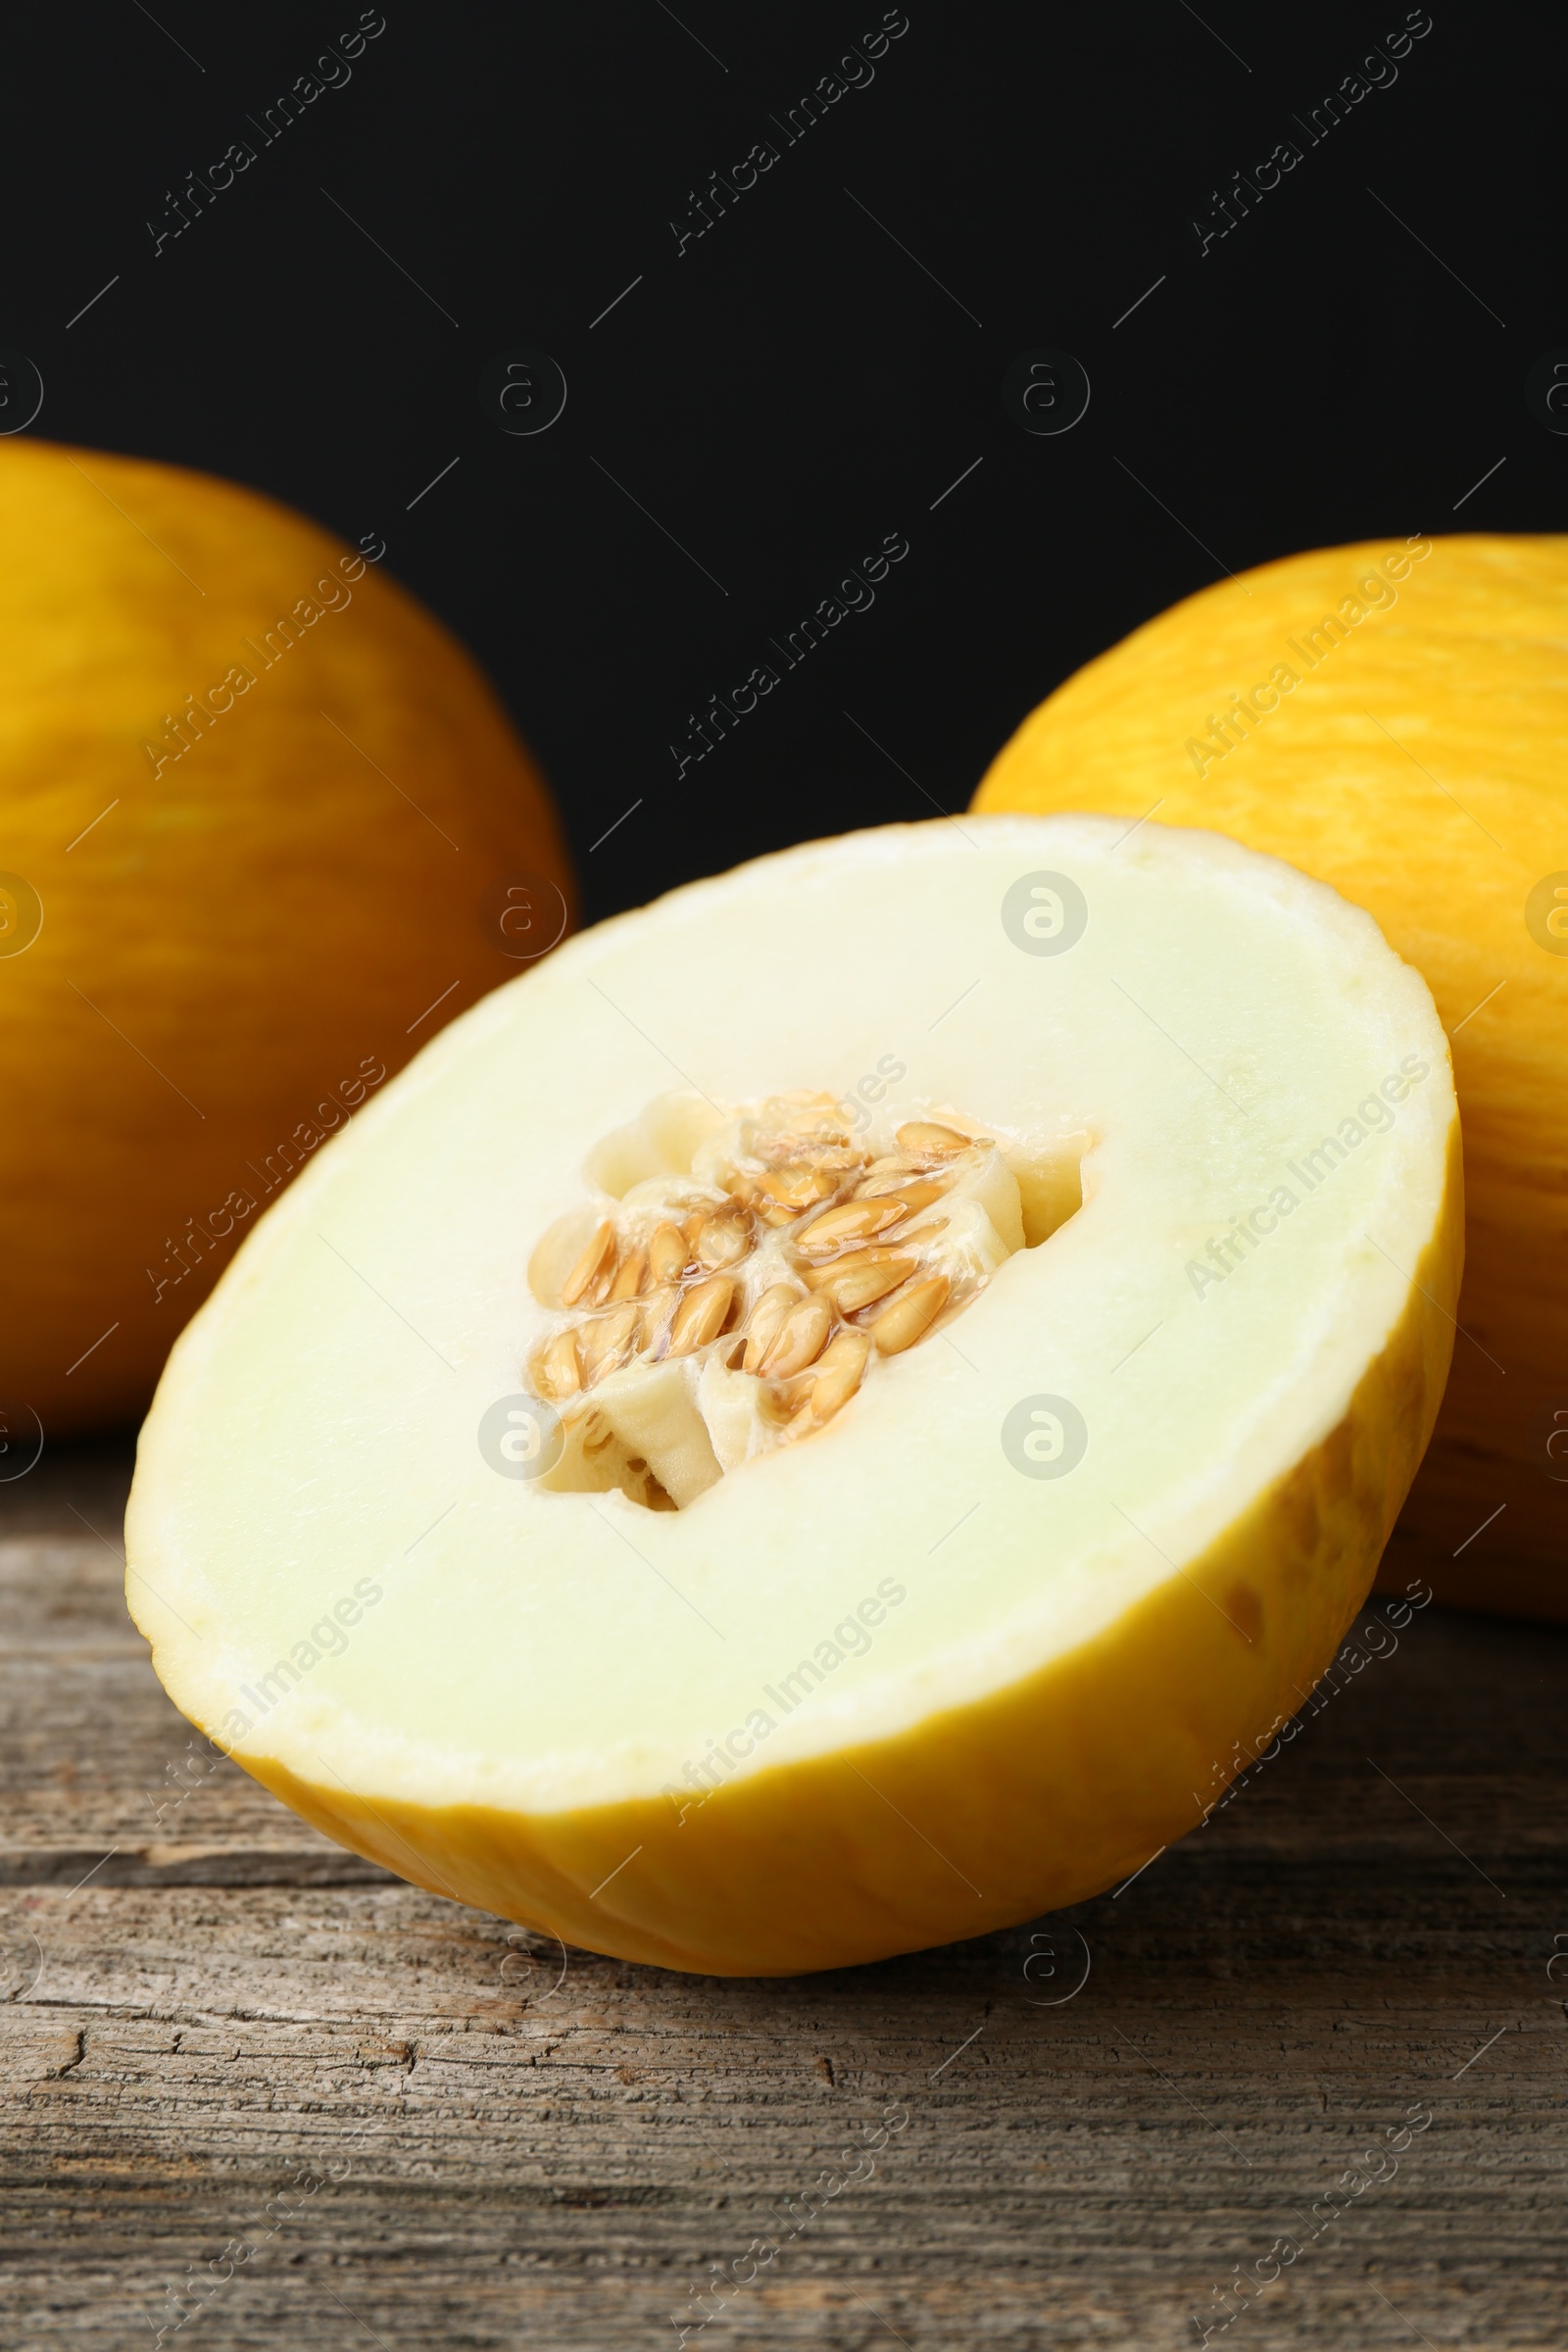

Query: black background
<box><xmin>7</xmin><ymin>0</ymin><xmax>1562</xmax><ymax>923</ymax></box>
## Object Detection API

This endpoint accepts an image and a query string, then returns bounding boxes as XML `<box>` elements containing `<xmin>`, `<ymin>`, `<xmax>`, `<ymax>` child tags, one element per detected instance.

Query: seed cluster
<box><xmin>530</xmin><ymin>1111</ymin><xmax>993</xmax><ymax>1454</ymax></box>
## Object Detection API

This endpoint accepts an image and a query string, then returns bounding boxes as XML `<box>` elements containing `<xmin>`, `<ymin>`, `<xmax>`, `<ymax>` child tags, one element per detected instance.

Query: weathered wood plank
<box><xmin>2</xmin><ymin>1446</ymin><xmax>1565</xmax><ymax>2349</ymax></box>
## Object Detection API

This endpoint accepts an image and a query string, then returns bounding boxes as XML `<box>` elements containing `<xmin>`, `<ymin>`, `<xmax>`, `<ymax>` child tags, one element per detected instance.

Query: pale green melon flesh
<box><xmin>125</xmin><ymin>816</ymin><xmax>1456</xmax><ymax>1965</ymax></box>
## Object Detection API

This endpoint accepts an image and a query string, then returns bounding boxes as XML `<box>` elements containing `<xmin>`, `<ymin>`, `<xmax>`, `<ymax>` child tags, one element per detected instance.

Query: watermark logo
<box><xmin>1022</xmin><ymin>1926</ymin><xmax>1092</xmax><ymax>2005</ymax></box>
<box><xmin>1528</xmin><ymin>1399</ymin><xmax>1568</xmax><ymax>1484</ymax></box>
<box><xmin>0</xmin><ymin>353</ymin><xmax>44</xmax><ymax>435</ymax></box>
<box><xmin>481</xmin><ymin>873</ymin><xmax>570</xmax><ymax>961</ymax></box>
<box><xmin>1525</xmin><ymin>871</ymin><xmax>1568</xmax><ymax>956</ymax></box>
<box><xmin>478</xmin><ymin>1394</ymin><xmax>564</xmax><ymax>1481</ymax></box>
<box><xmin>1002</xmin><ymin>350</ymin><xmax>1090</xmax><ymax>437</ymax></box>
<box><xmin>0</xmin><ymin>871</ymin><xmax>43</xmax><ymax>956</ymax></box>
<box><xmin>497</xmin><ymin>1925</ymin><xmax>569</xmax><ymax>1997</ymax></box>
<box><xmin>1525</xmin><ymin>352</ymin><xmax>1568</xmax><ymax>437</ymax></box>
<box><xmin>0</xmin><ymin>1918</ymin><xmax>43</xmax><ymax>1999</ymax></box>
<box><xmin>479</xmin><ymin>350</ymin><xmax>567</xmax><ymax>437</ymax></box>
<box><xmin>0</xmin><ymin>1398</ymin><xmax>44</xmax><ymax>1482</ymax></box>
<box><xmin>1002</xmin><ymin>1395</ymin><xmax>1088</xmax><ymax>1480</ymax></box>
<box><xmin>1001</xmin><ymin>870</ymin><xmax>1088</xmax><ymax>956</ymax></box>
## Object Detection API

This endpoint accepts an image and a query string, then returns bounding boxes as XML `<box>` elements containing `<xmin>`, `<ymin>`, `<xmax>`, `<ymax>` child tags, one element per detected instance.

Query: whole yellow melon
<box><xmin>0</xmin><ymin>439</ymin><xmax>573</xmax><ymax>1437</ymax></box>
<box><xmin>974</xmin><ymin>534</ymin><xmax>1568</xmax><ymax>1619</ymax></box>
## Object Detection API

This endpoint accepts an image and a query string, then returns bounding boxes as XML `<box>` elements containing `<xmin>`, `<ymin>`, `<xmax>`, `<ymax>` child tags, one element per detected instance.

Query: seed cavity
<box><xmin>525</xmin><ymin>1091</ymin><xmax>1019</xmax><ymax>1506</ymax></box>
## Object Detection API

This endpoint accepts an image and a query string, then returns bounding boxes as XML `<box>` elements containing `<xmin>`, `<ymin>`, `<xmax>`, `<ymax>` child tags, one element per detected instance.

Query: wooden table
<box><xmin>4</xmin><ymin>1442</ymin><xmax>1564</xmax><ymax>2350</ymax></box>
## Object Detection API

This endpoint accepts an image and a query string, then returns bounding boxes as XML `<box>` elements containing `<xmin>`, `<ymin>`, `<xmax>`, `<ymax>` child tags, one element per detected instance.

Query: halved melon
<box><xmin>125</xmin><ymin>817</ymin><xmax>1459</xmax><ymax>1976</ymax></box>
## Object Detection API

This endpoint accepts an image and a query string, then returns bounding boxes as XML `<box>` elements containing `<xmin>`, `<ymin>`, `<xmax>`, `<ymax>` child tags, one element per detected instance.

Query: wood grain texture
<box><xmin>2</xmin><ymin>1443</ymin><xmax>1565</xmax><ymax>2350</ymax></box>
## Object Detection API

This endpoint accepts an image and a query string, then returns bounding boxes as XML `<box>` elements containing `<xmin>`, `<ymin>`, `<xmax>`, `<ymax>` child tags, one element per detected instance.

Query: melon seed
<box><xmin>796</xmin><ymin>1199</ymin><xmax>908</xmax><ymax>1255</ymax></box>
<box><xmin>609</xmin><ymin>1245</ymin><xmax>648</xmax><ymax>1301</ymax></box>
<box><xmin>579</xmin><ymin>1301</ymin><xmax>642</xmax><ymax>1385</ymax></box>
<box><xmin>896</xmin><ymin>1121</ymin><xmax>970</xmax><ymax>1156</ymax></box>
<box><xmin>762</xmin><ymin>1163</ymin><xmax>838</xmax><ymax>1211</ymax></box>
<box><xmin>856</xmin><ymin>1174</ymin><xmax>949</xmax><ymax>1208</ymax></box>
<box><xmin>561</xmin><ymin>1219</ymin><xmax>615</xmax><ymax>1307</ymax></box>
<box><xmin>695</xmin><ymin>1210</ymin><xmax>751</xmax><ymax>1269</ymax></box>
<box><xmin>814</xmin><ymin>1253</ymin><xmax>917</xmax><ymax>1313</ymax></box>
<box><xmin>668</xmin><ymin>1276</ymin><xmax>735</xmax><ymax>1355</ymax></box>
<box><xmin>639</xmin><ymin>1284</ymin><xmax>678</xmax><ymax>1350</ymax></box>
<box><xmin>742</xmin><ymin>1283</ymin><xmax>800</xmax><ymax>1372</ymax></box>
<box><xmin>868</xmin><ymin>1273</ymin><xmax>951</xmax><ymax>1354</ymax></box>
<box><xmin>808</xmin><ymin>1329</ymin><xmax>872</xmax><ymax>1420</ymax></box>
<box><xmin>535</xmin><ymin>1327</ymin><xmax>582</xmax><ymax>1399</ymax></box>
<box><xmin>648</xmin><ymin>1222</ymin><xmax>689</xmax><ymax>1285</ymax></box>
<box><xmin>760</xmin><ymin>1295</ymin><xmax>833</xmax><ymax>1379</ymax></box>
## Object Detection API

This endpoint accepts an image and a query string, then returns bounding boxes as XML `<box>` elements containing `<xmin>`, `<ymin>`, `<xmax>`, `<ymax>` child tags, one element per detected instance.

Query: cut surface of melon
<box><xmin>125</xmin><ymin>816</ymin><xmax>1460</xmax><ymax>1976</ymax></box>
